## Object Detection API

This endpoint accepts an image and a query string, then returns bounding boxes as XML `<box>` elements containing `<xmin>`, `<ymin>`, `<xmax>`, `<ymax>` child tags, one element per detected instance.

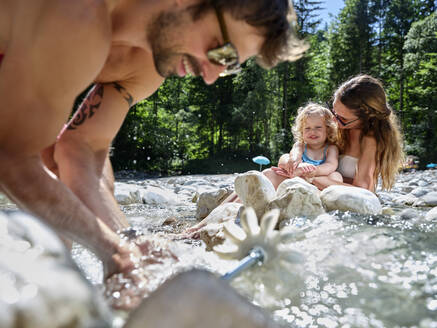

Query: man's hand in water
<box><xmin>104</xmin><ymin>230</ymin><xmax>178</xmax><ymax>310</ymax></box>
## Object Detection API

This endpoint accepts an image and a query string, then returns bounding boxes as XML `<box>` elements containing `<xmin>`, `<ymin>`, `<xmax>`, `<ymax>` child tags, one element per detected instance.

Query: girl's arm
<box><xmin>286</xmin><ymin>142</ymin><xmax>304</xmax><ymax>174</ymax></box>
<box><xmin>313</xmin><ymin>145</ymin><xmax>339</xmax><ymax>177</ymax></box>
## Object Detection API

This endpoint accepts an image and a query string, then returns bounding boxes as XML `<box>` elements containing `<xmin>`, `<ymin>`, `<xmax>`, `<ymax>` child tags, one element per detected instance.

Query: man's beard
<box><xmin>148</xmin><ymin>11</ymin><xmax>201</xmax><ymax>78</ymax></box>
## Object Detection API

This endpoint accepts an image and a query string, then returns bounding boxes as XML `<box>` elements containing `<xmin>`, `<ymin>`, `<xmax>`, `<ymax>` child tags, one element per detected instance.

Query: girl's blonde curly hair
<box><xmin>292</xmin><ymin>102</ymin><xmax>338</xmax><ymax>146</ymax></box>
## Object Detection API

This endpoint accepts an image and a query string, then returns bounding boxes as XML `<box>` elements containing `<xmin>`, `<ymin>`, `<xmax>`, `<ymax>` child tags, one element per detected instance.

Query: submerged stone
<box><xmin>425</xmin><ymin>206</ymin><xmax>437</xmax><ymax>222</ymax></box>
<box><xmin>0</xmin><ymin>211</ymin><xmax>111</xmax><ymax>328</ymax></box>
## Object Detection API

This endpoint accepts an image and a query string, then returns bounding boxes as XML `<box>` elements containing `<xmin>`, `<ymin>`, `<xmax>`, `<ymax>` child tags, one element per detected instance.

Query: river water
<box><xmin>16</xmin><ymin>170</ymin><xmax>437</xmax><ymax>327</ymax></box>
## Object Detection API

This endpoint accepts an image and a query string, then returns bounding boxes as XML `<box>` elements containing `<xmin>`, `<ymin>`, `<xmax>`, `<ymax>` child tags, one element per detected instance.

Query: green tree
<box><xmin>403</xmin><ymin>13</ymin><xmax>437</xmax><ymax>161</ymax></box>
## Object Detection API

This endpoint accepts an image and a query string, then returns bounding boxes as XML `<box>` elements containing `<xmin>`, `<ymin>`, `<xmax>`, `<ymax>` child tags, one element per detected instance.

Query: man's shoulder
<box><xmin>11</xmin><ymin>0</ymin><xmax>112</xmax><ymax>47</ymax></box>
<box><xmin>97</xmin><ymin>46</ymin><xmax>165</xmax><ymax>101</ymax></box>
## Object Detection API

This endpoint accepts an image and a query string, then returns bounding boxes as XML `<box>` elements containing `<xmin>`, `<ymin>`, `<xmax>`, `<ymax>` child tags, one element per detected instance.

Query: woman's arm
<box><xmin>352</xmin><ymin>136</ymin><xmax>377</xmax><ymax>191</ymax></box>
<box><xmin>312</xmin><ymin>137</ymin><xmax>377</xmax><ymax>192</ymax></box>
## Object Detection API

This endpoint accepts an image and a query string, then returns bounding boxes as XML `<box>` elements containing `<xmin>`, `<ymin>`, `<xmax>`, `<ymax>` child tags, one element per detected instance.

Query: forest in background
<box><xmin>111</xmin><ymin>0</ymin><xmax>437</xmax><ymax>175</ymax></box>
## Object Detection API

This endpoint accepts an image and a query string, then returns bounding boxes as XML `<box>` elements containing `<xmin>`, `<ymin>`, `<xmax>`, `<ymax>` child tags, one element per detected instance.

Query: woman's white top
<box><xmin>337</xmin><ymin>155</ymin><xmax>358</xmax><ymax>179</ymax></box>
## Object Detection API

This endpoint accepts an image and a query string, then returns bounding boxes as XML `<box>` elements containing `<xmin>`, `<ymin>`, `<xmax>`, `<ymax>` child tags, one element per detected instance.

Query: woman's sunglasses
<box><xmin>207</xmin><ymin>7</ymin><xmax>241</xmax><ymax>77</ymax></box>
<box><xmin>327</xmin><ymin>102</ymin><xmax>360</xmax><ymax>127</ymax></box>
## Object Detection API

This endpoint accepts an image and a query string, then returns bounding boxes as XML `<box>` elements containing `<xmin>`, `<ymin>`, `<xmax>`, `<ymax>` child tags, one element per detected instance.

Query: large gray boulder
<box><xmin>267</xmin><ymin>178</ymin><xmax>325</xmax><ymax>222</ymax></box>
<box><xmin>235</xmin><ymin>171</ymin><xmax>276</xmax><ymax>218</ymax></box>
<box><xmin>0</xmin><ymin>211</ymin><xmax>111</xmax><ymax>328</ymax></box>
<box><xmin>124</xmin><ymin>269</ymin><xmax>280</xmax><ymax>328</ymax></box>
<box><xmin>321</xmin><ymin>185</ymin><xmax>382</xmax><ymax>215</ymax></box>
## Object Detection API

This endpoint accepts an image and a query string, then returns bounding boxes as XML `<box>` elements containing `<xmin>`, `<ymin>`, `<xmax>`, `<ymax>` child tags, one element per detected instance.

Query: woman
<box><xmin>266</xmin><ymin>74</ymin><xmax>404</xmax><ymax>192</ymax></box>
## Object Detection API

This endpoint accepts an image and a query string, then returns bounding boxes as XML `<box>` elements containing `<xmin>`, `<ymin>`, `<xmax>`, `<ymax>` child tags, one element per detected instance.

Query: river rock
<box><xmin>124</xmin><ymin>269</ymin><xmax>280</xmax><ymax>328</ymax></box>
<box><xmin>321</xmin><ymin>185</ymin><xmax>382</xmax><ymax>215</ymax></box>
<box><xmin>399</xmin><ymin>208</ymin><xmax>419</xmax><ymax>220</ymax></box>
<box><xmin>393</xmin><ymin>193</ymin><xmax>418</xmax><ymax>206</ymax></box>
<box><xmin>196</xmin><ymin>188</ymin><xmax>233</xmax><ymax>220</ymax></box>
<box><xmin>425</xmin><ymin>206</ymin><xmax>437</xmax><ymax>222</ymax></box>
<box><xmin>409</xmin><ymin>187</ymin><xmax>429</xmax><ymax>197</ymax></box>
<box><xmin>381</xmin><ymin>206</ymin><xmax>396</xmax><ymax>216</ymax></box>
<box><xmin>267</xmin><ymin>178</ymin><xmax>324</xmax><ymax>222</ymax></box>
<box><xmin>195</xmin><ymin>203</ymin><xmax>241</xmax><ymax>249</ymax></box>
<box><xmin>0</xmin><ymin>193</ymin><xmax>11</xmax><ymax>205</ymax></box>
<box><xmin>140</xmin><ymin>186</ymin><xmax>180</xmax><ymax>205</ymax></box>
<box><xmin>414</xmin><ymin>191</ymin><xmax>437</xmax><ymax>207</ymax></box>
<box><xmin>377</xmin><ymin>192</ymin><xmax>395</xmax><ymax>205</ymax></box>
<box><xmin>0</xmin><ymin>211</ymin><xmax>110</xmax><ymax>328</ymax></box>
<box><xmin>114</xmin><ymin>182</ymin><xmax>142</xmax><ymax>205</ymax></box>
<box><xmin>235</xmin><ymin>171</ymin><xmax>276</xmax><ymax>218</ymax></box>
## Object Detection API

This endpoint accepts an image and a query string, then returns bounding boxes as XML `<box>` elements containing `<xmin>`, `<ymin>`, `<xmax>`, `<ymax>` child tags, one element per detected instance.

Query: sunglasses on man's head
<box><xmin>207</xmin><ymin>7</ymin><xmax>241</xmax><ymax>77</ymax></box>
<box><xmin>326</xmin><ymin>102</ymin><xmax>360</xmax><ymax>127</ymax></box>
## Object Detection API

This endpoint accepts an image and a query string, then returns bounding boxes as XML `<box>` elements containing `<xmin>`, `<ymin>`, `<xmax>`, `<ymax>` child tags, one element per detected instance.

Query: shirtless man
<box><xmin>0</xmin><ymin>0</ymin><xmax>307</xmax><ymax>286</ymax></box>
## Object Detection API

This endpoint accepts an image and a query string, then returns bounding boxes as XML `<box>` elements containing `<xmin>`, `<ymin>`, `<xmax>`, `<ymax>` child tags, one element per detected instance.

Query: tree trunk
<box><xmin>282</xmin><ymin>63</ymin><xmax>289</xmax><ymax>131</ymax></box>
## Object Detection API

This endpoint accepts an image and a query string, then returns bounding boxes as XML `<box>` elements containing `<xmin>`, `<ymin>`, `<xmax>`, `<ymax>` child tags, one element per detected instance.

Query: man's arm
<box><xmin>52</xmin><ymin>44</ymin><xmax>164</xmax><ymax>231</ymax></box>
<box><xmin>54</xmin><ymin>83</ymin><xmax>134</xmax><ymax>232</ymax></box>
<box><xmin>0</xmin><ymin>1</ymin><xmax>136</xmax><ymax>276</ymax></box>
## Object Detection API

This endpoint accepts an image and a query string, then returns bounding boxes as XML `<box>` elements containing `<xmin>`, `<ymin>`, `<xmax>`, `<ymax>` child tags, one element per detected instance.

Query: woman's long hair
<box><xmin>334</xmin><ymin>75</ymin><xmax>404</xmax><ymax>190</ymax></box>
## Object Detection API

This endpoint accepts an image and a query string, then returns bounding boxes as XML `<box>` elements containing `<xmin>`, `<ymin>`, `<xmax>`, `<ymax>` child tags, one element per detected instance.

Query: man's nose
<box><xmin>202</xmin><ymin>63</ymin><xmax>226</xmax><ymax>85</ymax></box>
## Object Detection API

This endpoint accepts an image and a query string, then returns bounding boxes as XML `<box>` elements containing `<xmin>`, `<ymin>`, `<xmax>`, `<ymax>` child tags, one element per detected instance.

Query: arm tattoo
<box><xmin>68</xmin><ymin>84</ymin><xmax>104</xmax><ymax>130</ymax></box>
<box><xmin>112</xmin><ymin>82</ymin><xmax>134</xmax><ymax>107</ymax></box>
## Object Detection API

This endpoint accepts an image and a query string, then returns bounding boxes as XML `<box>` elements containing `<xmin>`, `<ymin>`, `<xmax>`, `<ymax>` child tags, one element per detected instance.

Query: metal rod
<box><xmin>221</xmin><ymin>247</ymin><xmax>265</xmax><ymax>281</ymax></box>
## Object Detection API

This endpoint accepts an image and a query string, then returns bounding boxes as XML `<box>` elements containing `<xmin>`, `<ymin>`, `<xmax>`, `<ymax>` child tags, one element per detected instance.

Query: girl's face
<box><xmin>332</xmin><ymin>99</ymin><xmax>361</xmax><ymax>129</ymax></box>
<box><xmin>303</xmin><ymin>115</ymin><xmax>327</xmax><ymax>146</ymax></box>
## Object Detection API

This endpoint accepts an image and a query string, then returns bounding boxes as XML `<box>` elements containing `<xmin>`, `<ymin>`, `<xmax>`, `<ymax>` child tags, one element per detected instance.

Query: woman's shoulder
<box><xmin>358</xmin><ymin>136</ymin><xmax>377</xmax><ymax>159</ymax></box>
<box><xmin>361</xmin><ymin>135</ymin><xmax>377</xmax><ymax>148</ymax></box>
<box><xmin>326</xmin><ymin>143</ymin><xmax>339</xmax><ymax>150</ymax></box>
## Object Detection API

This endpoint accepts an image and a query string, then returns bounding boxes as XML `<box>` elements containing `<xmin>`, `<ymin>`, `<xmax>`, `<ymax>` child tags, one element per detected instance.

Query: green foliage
<box><xmin>403</xmin><ymin>13</ymin><xmax>437</xmax><ymax>162</ymax></box>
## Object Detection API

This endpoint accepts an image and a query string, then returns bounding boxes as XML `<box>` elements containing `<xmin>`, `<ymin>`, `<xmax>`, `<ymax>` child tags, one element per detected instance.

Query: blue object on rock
<box><xmin>252</xmin><ymin>156</ymin><xmax>270</xmax><ymax>171</ymax></box>
<box><xmin>426</xmin><ymin>163</ymin><xmax>437</xmax><ymax>168</ymax></box>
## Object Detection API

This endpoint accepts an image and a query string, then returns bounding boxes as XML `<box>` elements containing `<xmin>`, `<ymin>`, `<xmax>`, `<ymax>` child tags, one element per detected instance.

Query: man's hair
<box><xmin>190</xmin><ymin>0</ymin><xmax>309</xmax><ymax>68</ymax></box>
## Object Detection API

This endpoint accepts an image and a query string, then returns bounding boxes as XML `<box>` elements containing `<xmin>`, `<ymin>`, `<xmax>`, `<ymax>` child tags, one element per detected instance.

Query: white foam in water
<box><xmin>68</xmin><ymin>171</ymin><xmax>437</xmax><ymax>327</ymax></box>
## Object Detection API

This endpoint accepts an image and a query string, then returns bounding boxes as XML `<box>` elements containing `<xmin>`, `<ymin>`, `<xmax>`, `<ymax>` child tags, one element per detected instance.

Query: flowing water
<box><xmin>69</xmin><ymin>172</ymin><xmax>437</xmax><ymax>327</ymax></box>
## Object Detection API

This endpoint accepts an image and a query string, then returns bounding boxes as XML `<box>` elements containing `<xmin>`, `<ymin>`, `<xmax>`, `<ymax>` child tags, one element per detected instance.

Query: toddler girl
<box><xmin>271</xmin><ymin>103</ymin><xmax>342</xmax><ymax>186</ymax></box>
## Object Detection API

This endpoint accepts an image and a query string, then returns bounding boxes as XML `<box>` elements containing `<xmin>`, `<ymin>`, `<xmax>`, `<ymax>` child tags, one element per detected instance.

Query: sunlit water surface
<box><xmin>72</xmin><ymin>176</ymin><xmax>437</xmax><ymax>328</ymax></box>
